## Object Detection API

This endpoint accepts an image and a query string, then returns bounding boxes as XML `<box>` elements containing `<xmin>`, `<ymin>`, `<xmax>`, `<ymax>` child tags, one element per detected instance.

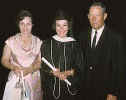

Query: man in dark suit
<box><xmin>78</xmin><ymin>2</ymin><xmax>123</xmax><ymax>100</ymax></box>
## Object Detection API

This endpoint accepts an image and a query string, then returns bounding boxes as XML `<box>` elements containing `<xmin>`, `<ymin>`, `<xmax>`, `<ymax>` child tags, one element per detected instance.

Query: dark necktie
<box><xmin>92</xmin><ymin>31</ymin><xmax>97</xmax><ymax>48</ymax></box>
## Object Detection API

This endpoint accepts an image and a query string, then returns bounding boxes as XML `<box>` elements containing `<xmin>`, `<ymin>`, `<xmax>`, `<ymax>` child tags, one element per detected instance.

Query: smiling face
<box><xmin>19</xmin><ymin>16</ymin><xmax>33</xmax><ymax>35</ymax></box>
<box><xmin>88</xmin><ymin>6</ymin><xmax>107</xmax><ymax>30</ymax></box>
<box><xmin>56</xmin><ymin>19</ymin><xmax>69</xmax><ymax>38</ymax></box>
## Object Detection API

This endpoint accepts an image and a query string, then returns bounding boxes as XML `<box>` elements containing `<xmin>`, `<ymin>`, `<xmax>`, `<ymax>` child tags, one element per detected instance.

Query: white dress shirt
<box><xmin>91</xmin><ymin>25</ymin><xmax>105</xmax><ymax>47</ymax></box>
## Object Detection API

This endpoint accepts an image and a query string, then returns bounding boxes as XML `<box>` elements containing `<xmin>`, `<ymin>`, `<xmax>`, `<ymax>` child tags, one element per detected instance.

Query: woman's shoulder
<box><xmin>6</xmin><ymin>33</ymin><xmax>19</xmax><ymax>42</ymax></box>
<box><xmin>67</xmin><ymin>39</ymin><xmax>82</xmax><ymax>49</ymax></box>
<box><xmin>42</xmin><ymin>37</ymin><xmax>52</xmax><ymax>44</ymax></box>
<box><xmin>32</xmin><ymin>34</ymin><xmax>43</xmax><ymax>44</ymax></box>
<box><xmin>4</xmin><ymin>33</ymin><xmax>20</xmax><ymax>48</ymax></box>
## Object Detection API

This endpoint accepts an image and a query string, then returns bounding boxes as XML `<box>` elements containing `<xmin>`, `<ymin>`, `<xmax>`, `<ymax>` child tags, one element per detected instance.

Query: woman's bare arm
<box><xmin>1</xmin><ymin>44</ymin><xmax>21</xmax><ymax>71</ymax></box>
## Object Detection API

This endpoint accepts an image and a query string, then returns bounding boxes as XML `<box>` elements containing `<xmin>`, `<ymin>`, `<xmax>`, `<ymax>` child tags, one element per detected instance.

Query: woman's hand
<box><xmin>52</xmin><ymin>69</ymin><xmax>74</xmax><ymax>80</ymax></box>
<box><xmin>58</xmin><ymin>72</ymin><xmax>67</xmax><ymax>80</ymax></box>
<box><xmin>64</xmin><ymin>69</ymin><xmax>74</xmax><ymax>76</ymax></box>
<box><xmin>13</xmin><ymin>66</ymin><xmax>23</xmax><ymax>77</ymax></box>
<box><xmin>52</xmin><ymin>68</ymin><xmax>60</xmax><ymax>77</ymax></box>
<box><xmin>13</xmin><ymin>66</ymin><xmax>32</xmax><ymax>77</ymax></box>
<box><xmin>21</xmin><ymin>67</ymin><xmax>33</xmax><ymax>76</ymax></box>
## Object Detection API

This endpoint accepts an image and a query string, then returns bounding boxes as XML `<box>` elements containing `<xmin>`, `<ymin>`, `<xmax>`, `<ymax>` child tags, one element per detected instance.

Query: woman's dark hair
<box><xmin>16</xmin><ymin>10</ymin><xmax>33</xmax><ymax>26</ymax></box>
<box><xmin>52</xmin><ymin>9</ymin><xmax>73</xmax><ymax>37</ymax></box>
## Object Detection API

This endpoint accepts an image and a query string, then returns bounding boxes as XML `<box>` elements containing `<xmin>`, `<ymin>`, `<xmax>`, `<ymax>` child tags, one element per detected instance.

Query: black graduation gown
<box><xmin>40</xmin><ymin>37</ymin><xmax>84</xmax><ymax>100</ymax></box>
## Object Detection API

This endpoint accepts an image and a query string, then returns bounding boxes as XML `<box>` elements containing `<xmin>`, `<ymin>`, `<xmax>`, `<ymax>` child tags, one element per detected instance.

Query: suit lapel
<box><xmin>95</xmin><ymin>26</ymin><xmax>108</xmax><ymax>49</ymax></box>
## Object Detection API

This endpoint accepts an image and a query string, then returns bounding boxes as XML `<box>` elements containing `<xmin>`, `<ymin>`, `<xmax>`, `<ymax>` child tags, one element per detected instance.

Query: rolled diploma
<box><xmin>42</xmin><ymin>57</ymin><xmax>71</xmax><ymax>86</ymax></box>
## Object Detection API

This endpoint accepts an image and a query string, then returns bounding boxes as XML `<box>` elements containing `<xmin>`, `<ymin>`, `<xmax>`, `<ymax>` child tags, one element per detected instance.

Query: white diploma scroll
<box><xmin>42</xmin><ymin>57</ymin><xmax>71</xmax><ymax>86</ymax></box>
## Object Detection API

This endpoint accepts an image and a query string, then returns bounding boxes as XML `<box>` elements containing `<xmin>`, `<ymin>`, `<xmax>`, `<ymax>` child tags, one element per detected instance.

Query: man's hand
<box><xmin>107</xmin><ymin>94</ymin><xmax>117</xmax><ymax>100</ymax></box>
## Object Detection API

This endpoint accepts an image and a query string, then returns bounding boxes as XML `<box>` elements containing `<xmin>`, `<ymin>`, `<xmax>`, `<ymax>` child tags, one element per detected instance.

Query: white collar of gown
<box><xmin>52</xmin><ymin>35</ymin><xmax>76</xmax><ymax>42</ymax></box>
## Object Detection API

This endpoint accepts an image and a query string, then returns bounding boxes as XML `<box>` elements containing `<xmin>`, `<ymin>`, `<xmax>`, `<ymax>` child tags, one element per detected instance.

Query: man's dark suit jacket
<box><xmin>78</xmin><ymin>26</ymin><xmax>124</xmax><ymax>100</ymax></box>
